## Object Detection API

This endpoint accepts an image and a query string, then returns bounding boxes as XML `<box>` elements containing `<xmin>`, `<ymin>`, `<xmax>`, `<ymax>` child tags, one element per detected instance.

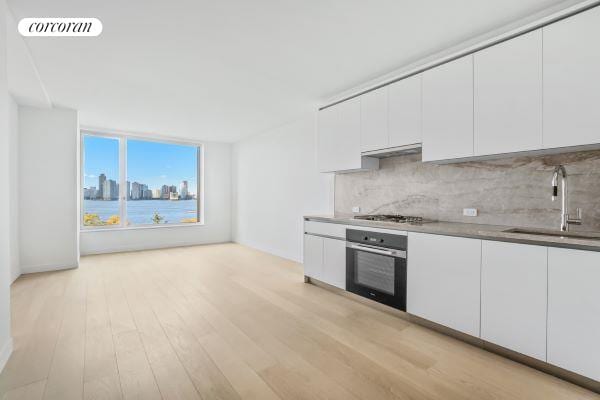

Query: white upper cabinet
<box><xmin>317</xmin><ymin>98</ymin><xmax>377</xmax><ymax>173</ymax></box>
<box><xmin>388</xmin><ymin>74</ymin><xmax>422</xmax><ymax>148</ymax></box>
<box><xmin>474</xmin><ymin>30</ymin><xmax>543</xmax><ymax>156</ymax></box>
<box><xmin>317</xmin><ymin>105</ymin><xmax>341</xmax><ymax>173</ymax></box>
<box><xmin>422</xmin><ymin>55</ymin><xmax>474</xmax><ymax>162</ymax></box>
<box><xmin>360</xmin><ymin>87</ymin><xmax>389</xmax><ymax>152</ymax></box>
<box><xmin>548</xmin><ymin>247</ymin><xmax>600</xmax><ymax>381</ymax></box>
<box><xmin>481</xmin><ymin>241</ymin><xmax>547</xmax><ymax>361</ymax></box>
<box><xmin>407</xmin><ymin>232</ymin><xmax>481</xmax><ymax>337</ymax></box>
<box><xmin>544</xmin><ymin>7</ymin><xmax>600</xmax><ymax>149</ymax></box>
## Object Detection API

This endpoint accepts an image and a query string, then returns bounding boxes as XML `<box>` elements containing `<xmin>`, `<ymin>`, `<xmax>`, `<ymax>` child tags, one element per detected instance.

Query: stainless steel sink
<box><xmin>503</xmin><ymin>228</ymin><xmax>600</xmax><ymax>240</ymax></box>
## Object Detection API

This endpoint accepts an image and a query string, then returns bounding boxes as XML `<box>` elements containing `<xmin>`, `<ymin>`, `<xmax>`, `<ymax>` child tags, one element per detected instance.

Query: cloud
<box><xmin>159</xmin><ymin>174</ymin><xmax>168</xmax><ymax>179</ymax></box>
<box><xmin>85</xmin><ymin>174</ymin><xmax>97</xmax><ymax>179</ymax></box>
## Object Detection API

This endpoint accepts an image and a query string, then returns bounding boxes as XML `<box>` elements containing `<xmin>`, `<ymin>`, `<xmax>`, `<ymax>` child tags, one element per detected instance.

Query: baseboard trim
<box><xmin>10</xmin><ymin>270</ymin><xmax>21</xmax><ymax>284</ymax></box>
<box><xmin>80</xmin><ymin>240</ymin><xmax>232</xmax><ymax>256</ymax></box>
<box><xmin>20</xmin><ymin>262</ymin><xmax>78</xmax><ymax>275</ymax></box>
<box><xmin>0</xmin><ymin>338</ymin><xmax>13</xmax><ymax>373</ymax></box>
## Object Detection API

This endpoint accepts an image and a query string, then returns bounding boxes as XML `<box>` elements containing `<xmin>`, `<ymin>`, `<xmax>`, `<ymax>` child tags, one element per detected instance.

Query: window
<box><xmin>82</xmin><ymin>135</ymin><xmax>121</xmax><ymax>226</ymax></box>
<box><xmin>82</xmin><ymin>131</ymin><xmax>202</xmax><ymax>228</ymax></box>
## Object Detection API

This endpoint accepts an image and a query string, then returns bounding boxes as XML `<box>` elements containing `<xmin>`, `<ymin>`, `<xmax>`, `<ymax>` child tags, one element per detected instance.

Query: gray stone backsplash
<box><xmin>334</xmin><ymin>150</ymin><xmax>600</xmax><ymax>232</ymax></box>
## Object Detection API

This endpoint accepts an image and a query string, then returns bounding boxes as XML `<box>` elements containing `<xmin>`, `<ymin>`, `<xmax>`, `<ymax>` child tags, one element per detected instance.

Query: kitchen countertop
<box><xmin>304</xmin><ymin>215</ymin><xmax>600</xmax><ymax>252</ymax></box>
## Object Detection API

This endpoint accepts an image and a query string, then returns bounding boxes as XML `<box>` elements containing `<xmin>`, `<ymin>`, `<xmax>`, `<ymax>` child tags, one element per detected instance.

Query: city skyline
<box><xmin>84</xmin><ymin>173</ymin><xmax>196</xmax><ymax>201</ymax></box>
<box><xmin>83</xmin><ymin>135</ymin><xmax>199</xmax><ymax>198</ymax></box>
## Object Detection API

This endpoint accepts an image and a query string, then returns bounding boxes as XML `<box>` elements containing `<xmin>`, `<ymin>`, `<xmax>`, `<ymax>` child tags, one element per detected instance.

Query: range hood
<box><xmin>361</xmin><ymin>143</ymin><xmax>422</xmax><ymax>159</ymax></box>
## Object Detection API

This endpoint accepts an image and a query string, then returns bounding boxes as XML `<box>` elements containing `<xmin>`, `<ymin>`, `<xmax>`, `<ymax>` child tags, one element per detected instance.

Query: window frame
<box><xmin>80</xmin><ymin>129</ymin><xmax>205</xmax><ymax>231</ymax></box>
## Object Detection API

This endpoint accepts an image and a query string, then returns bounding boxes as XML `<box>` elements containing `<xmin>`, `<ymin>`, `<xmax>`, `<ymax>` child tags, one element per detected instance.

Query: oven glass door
<box><xmin>346</xmin><ymin>244</ymin><xmax>406</xmax><ymax>311</ymax></box>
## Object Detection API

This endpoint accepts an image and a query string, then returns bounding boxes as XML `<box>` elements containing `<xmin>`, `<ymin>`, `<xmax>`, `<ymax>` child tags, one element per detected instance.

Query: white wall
<box><xmin>232</xmin><ymin>113</ymin><xmax>334</xmax><ymax>262</ymax></box>
<box><xmin>19</xmin><ymin>106</ymin><xmax>80</xmax><ymax>274</ymax></box>
<box><xmin>6</xmin><ymin>10</ymin><xmax>50</xmax><ymax>108</ymax></box>
<box><xmin>80</xmin><ymin>141</ymin><xmax>232</xmax><ymax>255</ymax></box>
<box><xmin>8</xmin><ymin>96</ymin><xmax>19</xmax><ymax>282</ymax></box>
<box><xmin>0</xmin><ymin>0</ymin><xmax>14</xmax><ymax>372</ymax></box>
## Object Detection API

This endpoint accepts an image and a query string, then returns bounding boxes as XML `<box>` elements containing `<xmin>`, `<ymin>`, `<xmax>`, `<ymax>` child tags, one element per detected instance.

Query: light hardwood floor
<box><xmin>0</xmin><ymin>243</ymin><xmax>598</xmax><ymax>400</ymax></box>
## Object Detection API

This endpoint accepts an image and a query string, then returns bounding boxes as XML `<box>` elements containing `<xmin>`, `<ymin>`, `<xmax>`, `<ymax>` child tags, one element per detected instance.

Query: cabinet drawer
<box><xmin>304</xmin><ymin>221</ymin><xmax>347</xmax><ymax>239</ymax></box>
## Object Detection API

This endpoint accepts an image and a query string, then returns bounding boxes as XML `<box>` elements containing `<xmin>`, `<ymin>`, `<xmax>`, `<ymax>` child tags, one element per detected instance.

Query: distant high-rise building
<box><xmin>152</xmin><ymin>189</ymin><xmax>161</xmax><ymax>199</ymax></box>
<box><xmin>169</xmin><ymin>185</ymin><xmax>177</xmax><ymax>194</ymax></box>
<box><xmin>143</xmin><ymin>189</ymin><xmax>153</xmax><ymax>200</ymax></box>
<box><xmin>161</xmin><ymin>184</ymin><xmax>170</xmax><ymax>199</ymax></box>
<box><xmin>98</xmin><ymin>174</ymin><xmax>106</xmax><ymax>199</ymax></box>
<box><xmin>84</xmin><ymin>186</ymin><xmax>97</xmax><ymax>200</ymax></box>
<box><xmin>131</xmin><ymin>182</ymin><xmax>142</xmax><ymax>200</ymax></box>
<box><xmin>126</xmin><ymin>181</ymin><xmax>131</xmax><ymax>200</ymax></box>
<box><xmin>180</xmin><ymin>181</ymin><xmax>189</xmax><ymax>200</ymax></box>
<box><xmin>103</xmin><ymin>179</ymin><xmax>118</xmax><ymax>200</ymax></box>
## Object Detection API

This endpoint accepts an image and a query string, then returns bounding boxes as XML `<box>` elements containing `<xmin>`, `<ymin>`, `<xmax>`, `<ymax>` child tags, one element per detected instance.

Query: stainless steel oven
<box><xmin>346</xmin><ymin>229</ymin><xmax>407</xmax><ymax>311</ymax></box>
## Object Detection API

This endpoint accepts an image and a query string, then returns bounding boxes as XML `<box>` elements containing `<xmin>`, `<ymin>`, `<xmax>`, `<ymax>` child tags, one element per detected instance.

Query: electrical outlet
<box><xmin>352</xmin><ymin>206</ymin><xmax>361</xmax><ymax>213</ymax></box>
<box><xmin>463</xmin><ymin>208</ymin><xmax>478</xmax><ymax>217</ymax></box>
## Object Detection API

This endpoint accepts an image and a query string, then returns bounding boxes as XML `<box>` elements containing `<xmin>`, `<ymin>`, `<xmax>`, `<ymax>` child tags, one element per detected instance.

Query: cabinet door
<box><xmin>544</xmin><ymin>7</ymin><xmax>600</xmax><ymax>149</ymax></box>
<box><xmin>481</xmin><ymin>241</ymin><xmax>547</xmax><ymax>361</ymax></box>
<box><xmin>422</xmin><ymin>55</ymin><xmax>474</xmax><ymax>162</ymax></box>
<box><xmin>322</xmin><ymin>238</ymin><xmax>346</xmax><ymax>290</ymax></box>
<box><xmin>407</xmin><ymin>232</ymin><xmax>481</xmax><ymax>337</ymax></box>
<box><xmin>317</xmin><ymin>98</ymin><xmax>362</xmax><ymax>172</ymax></box>
<box><xmin>474</xmin><ymin>30</ymin><xmax>543</xmax><ymax>156</ymax></box>
<box><xmin>303</xmin><ymin>234</ymin><xmax>323</xmax><ymax>280</ymax></box>
<box><xmin>548</xmin><ymin>248</ymin><xmax>600</xmax><ymax>381</ymax></box>
<box><xmin>316</xmin><ymin>106</ymin><xmax>339</xmax><ymax>173</ymax></box>
<box><xmin>388</xmin><ymin>74</ymin><xmax>422</xmax><ymax>147</ymax></box>
<box><xmin>360</xmin><ymin>87</ymin><xmax>389</xmax><ymax>152</ymax></box>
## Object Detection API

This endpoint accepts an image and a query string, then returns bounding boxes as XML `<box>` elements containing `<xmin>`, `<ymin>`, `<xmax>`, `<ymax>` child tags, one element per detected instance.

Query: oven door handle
<box><xmin>347</xmin><ymin>243</ymin><xmax>406</xmax><ymax>258</ymax></box>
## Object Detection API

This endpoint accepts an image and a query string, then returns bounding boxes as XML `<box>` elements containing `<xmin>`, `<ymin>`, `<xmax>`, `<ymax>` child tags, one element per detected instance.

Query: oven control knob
<box><xmin>379</xmin><ymin>239</ymin><xmax>384</xmax><ymax>243</ymax></box>
<box><xmin>363</xmin><ymin>236</ymin><xmax>368</xmax><ymax>241</ymax></box>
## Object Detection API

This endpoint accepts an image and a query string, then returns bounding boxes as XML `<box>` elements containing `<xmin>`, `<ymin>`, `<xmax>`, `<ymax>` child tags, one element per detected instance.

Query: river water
<box><xmin>83</xmin><ymin>199</ymin><xmax>198</xmax><ymax>225</ymax></box>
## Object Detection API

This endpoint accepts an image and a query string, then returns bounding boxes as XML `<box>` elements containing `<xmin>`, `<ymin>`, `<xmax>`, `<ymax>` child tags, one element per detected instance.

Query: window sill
<box><xmin>81</xmin><ymin>222</ymin><xmax>205</xmax><ymax>233</ymax></box>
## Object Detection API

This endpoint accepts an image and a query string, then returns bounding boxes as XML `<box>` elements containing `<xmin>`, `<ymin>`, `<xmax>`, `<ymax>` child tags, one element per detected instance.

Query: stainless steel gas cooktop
<box><xmin>353</xmin><ymin>214</ymin><xmax>432</xmax><ymax>224</ymax></box>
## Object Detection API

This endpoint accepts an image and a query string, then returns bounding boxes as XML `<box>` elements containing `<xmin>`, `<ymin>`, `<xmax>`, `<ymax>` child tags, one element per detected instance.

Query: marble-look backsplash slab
<box><xmin>335</xmin><ymin>150</ymin><xmax>600</xmax><ymax>232</ymax></box>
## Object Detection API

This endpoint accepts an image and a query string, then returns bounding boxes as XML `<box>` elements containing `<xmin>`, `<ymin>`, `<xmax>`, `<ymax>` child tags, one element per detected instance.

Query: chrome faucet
<box><xmin>551</xmin><ymin>165</ymin><xmax>582</xmax><ymax>231</ymax></box>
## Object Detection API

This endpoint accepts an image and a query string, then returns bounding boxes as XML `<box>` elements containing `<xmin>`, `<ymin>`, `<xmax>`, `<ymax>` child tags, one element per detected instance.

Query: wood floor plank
<box><xmin>82</xmin><ymin>261</ymin><xmax>122</xmax><ymax>400</ymax></box>
<box><xmin>1</xmin><ymin>380</ymin><xmax>46</xmax><ymax>400</ymax></box>
<box><xmin>198</xmin><ymin>332</ymin><xmax>281</xmax><ymax>400</ymax></box>
<box><xmin>124</xmin><ymin>259</ymin><xmax>240</xmax><ymax>400</ymax></box>
<box><xmin>113</xmin><ymin>331</ymin><xmax>161</xmax><ymax>400</ymax></box>
<box><xmin>42</xmin><ymin>267</ymin><xmax>87</xmax><ymax>400</ymax></box>
<box><xmin>0</xmin><ymin>272</ymin><xmax>72</xmax><ymax>392</ymax></box>
<box><xmin>120</xmin><ymin>268</ymin><xmax>201</xmax><ymax>400</ymax></box>
<box><xmin>83</xmin><ymin>375</ymin><xmax>122</xmax><ymax>400</ymax></box>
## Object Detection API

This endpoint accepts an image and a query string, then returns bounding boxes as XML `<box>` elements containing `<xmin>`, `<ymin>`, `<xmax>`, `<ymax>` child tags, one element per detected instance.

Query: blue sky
<box><xmin>83</xmin><ymin>135</ymin><xmax>198</xmax><ymax>194</ymax></box>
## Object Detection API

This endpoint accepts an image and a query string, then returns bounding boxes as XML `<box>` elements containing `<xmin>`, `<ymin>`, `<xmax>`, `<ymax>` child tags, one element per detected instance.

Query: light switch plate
<box><xmin>463</xmin><ymin>208</ymin><xmax>478</xmax><ymax>217</ymax></box>
<box><xmin>352</xmin><ymin>206</ymin><xmax>360</xmax><ymax>213</ymax></box>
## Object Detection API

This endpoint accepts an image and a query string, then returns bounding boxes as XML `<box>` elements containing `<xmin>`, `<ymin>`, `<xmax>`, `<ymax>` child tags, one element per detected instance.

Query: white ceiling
<box><xmin>7</xmin><ymin>0</ymin><xmax>578</xmax><ymax>142</ymax></box>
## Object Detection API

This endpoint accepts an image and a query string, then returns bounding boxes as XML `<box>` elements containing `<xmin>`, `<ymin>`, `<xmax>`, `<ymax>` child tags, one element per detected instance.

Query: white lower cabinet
<box><xmin>481</xmin><ymin>241</ymin><xmax>547</xmax><ymax>361</ymax></box>
<box><xmin>548</xmin><ymin>247</ymin><xmax>600</xmax><ymax>381</ymax></box>
<box><xmin>303</xmin><ymin>234</ymin><xmax>346</xmax><ymax>290</ymax></box>
<box><xmin>303</xmin><ymin>234</ymin><xmax>323</xmax><ymax>280</ymax></box>
<box><xmin>407</xmin><ymin>232</ymin><xmax>482</xmax><ymax>337</ymax></box>
<box><xmin>322</xmin><ymin>237</ymin><xmax>346</xmax><ymax>290</ymax></box>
